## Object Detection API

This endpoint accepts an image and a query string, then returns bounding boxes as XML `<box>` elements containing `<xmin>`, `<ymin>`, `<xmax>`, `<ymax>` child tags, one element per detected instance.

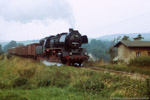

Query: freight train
<box><xmin>8</xmin><ymin>29</ymin><xmax>89</xmax><ymax>66</ymax></box>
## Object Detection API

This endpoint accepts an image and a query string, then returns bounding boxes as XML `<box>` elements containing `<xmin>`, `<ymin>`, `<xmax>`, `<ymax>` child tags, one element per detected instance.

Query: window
<box><xmin>59</xmin><ymin>35</ymin><xmax>67</xmax><ymax>42</ymax></box>
<box><xmin>136</xmin><ymin>52</ymin><xmax>140</xmax><ymax>57</ymax></box>
<box><xmin>148</xmin><ymin>52</ymin><xmax>150</xmax><ymax>56</ymax></box>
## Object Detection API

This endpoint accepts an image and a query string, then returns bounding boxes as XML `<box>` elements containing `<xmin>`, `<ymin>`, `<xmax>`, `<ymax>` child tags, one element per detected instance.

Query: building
<box><xmin>114</xmin><ymin>40</ymin><xmax>150</xmax><ymax>63</ymax></box>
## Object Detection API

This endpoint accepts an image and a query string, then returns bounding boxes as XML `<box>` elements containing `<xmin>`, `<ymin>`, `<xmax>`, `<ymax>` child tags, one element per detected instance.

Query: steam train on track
<box><xmin>8</xmin><ymin>29</ymin><xmax>89</xmax><ymax>66</ymax></box>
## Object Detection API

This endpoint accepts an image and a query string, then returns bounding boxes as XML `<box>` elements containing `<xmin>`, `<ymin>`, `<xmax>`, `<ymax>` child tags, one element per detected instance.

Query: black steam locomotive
<box><xmin>36</xmin><ymin>28</ymin><xmax>89</xmax><ymax>65</ymax></box>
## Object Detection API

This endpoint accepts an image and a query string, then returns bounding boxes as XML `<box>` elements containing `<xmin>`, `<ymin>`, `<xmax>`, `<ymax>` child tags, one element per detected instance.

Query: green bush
<box><xmin>52</xmin><ymin>70</ymin><xmax>71</xmax><ymax>88</ymax></box>
<box><xmin>0</xmin><ymin>52</ymin><xmax>3</xmax><ymax>56</ymax></box>
<box><xmin>129</xmin><ymin>56</ymin><xmax>150</xmax><ymax>67</ymax></box>
<box><xmin>0</xmin><ymin>94</ymin><xmax>28</xmax><ymax>100</ymax></box>
<box><xmin>0</xmin><ymin>54</ymin><xmax>4</xmax><ymax>60</ymax></box>
<box><xmin>74</xmin><ymin>76</ymin><xmax>105</xmax><ymax>93</ymax></box>
<box><xmin>0</xmin><ymin>82</ymin><xmax>10</xmax><ymax>89</ymax></box>
<box><xmin>12</xmin><ymin>77</ymin><xmax>28</xmax><ymax>88</ymax></box>
<box><xmin>18</xmin><ymin>67</ymin><xmax>36</xmax><ymax>78</ymax></box>
<box><xmin>37</xmin><ymin>79</ymin><xmax>51</xmax><ymax>87</ymax></box>
<box><xmin>6</xmin><ymin>54</ymin><xmax>12</xmax><ymax>59</ymax></box>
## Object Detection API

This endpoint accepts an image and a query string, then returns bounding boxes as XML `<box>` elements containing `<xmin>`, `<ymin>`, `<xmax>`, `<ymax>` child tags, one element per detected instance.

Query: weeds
<box><xmin>52</xmin><ymin>70</ymin><xmax>71</xmax><ymax>88</ymax></box>
<box><xmin>74</xmin><ymin>76</ymin><xmax>105</xmax><ymax>93</ymax></box>
<box><xmin>0</xmin><ymin>55</ymin><xmax>149</xmax><ymax>99</ymax></box>
<box><xmin>37</xmin><ymin>79</ymin><xmax>51</xmax><ymax>87</ymax></box>
<box><xmin>18</xmin><ymin>67</ymin><xmax>36</xmax><ymax>78</ymax></box>
<box><xmin>145</xmin><ymin>79</ymin><xmax>150</xmax><ymax>99</ymax></box>
<box><xmin>6</xmin><ymin>54</ymin><xmax>12</xmax><ymax>59</ymax></box>
<box><xmin>129</xmin><ymin>56</ymin><xmax>150</xmax><ymax>67</ymax></box>
<box><xmin>0</xmin><ymin>94</ymin><xmax>28</xmax><ymax>100</ymax></box>
<box><xmin>12</xmin><ymin>77</ymin><xmax>28</xmax><ymax>88</ymax></box>
<box><xmin>0</xmin><ymin>82</ymin><xmax>10</xmax><ymax>89</ymax></box>
<box><xmin>0</xmin><ymin>54</ymin><xmax>4</xmax><ymax>60</ymax></box>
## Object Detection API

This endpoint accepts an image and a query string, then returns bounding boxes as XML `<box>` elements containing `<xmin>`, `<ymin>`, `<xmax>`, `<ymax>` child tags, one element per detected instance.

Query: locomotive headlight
<box><xmin>69</xmin><ymin>52</ymin><xmax>72</xmax><ymax>56</ymax></box>
<box><xmin>57</xmin><ymin>53</ymin><xmax>61</xmax><ymax>56</ymax></box>
<box><xmin>84</xmin><ymin>52</ymin><xmax>88</xmax><ymax>55</ymax></box>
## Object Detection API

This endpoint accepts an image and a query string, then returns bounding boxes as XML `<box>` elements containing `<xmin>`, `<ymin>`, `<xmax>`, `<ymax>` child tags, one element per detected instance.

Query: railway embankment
<box><xmin>0</xmin><ymin>54</ymin><xmax>149</xmax><ymax>100</ymax></box>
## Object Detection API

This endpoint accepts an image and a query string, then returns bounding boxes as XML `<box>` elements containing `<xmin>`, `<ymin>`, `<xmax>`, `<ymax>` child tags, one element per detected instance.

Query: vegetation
<box><xmin>83</xmin><ymin>39</ymin><xmax>115</xmax><ymax>61</ymax></box>
<box><xmin>3</xmin><ymin>40</ymin><xmax>24</xmax><ymax>52</ymax></box>
<box><xmin>0</xmin><ymin>44</ymin><xmax>3</xmax><ymax>55</ymax></box>
<box><xmin>121</xmin><ymin>35</ymin><xmax>130</xmax><ymax>41</ymax></box>
<box><xmin>129</xmin><ymin>56</ymin><xmax>150</xmax><ymax>67</ymax></box>
<box><xmin>0</xmin><ymin>54</ymin><xmax>149</xmax><ymax>100</ymax></box>
<box><xmin>85</xmin><ymin>60</ymin><xmax>150</xmax><ymax>76</ymax></box>
<box><xmin>136</xmin><ymin>34</ymin><xmax>144</xmax><ymax>40</ymax></box>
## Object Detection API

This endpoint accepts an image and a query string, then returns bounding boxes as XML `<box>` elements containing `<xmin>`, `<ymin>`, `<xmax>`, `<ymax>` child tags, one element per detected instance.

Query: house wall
<box><xmin>116</xmin><ymin>44</ymin><xmax>132</xmax><ymax>63</ymax></box>
<box><xmin>116</xmin><ymin>45</ymin><xmax>150</xmax><ymax>63</ymax></box>
<box><xmin>130</xmin><ymin>47</ymin><xmax>150</xmax><ymax>57</ymax></box>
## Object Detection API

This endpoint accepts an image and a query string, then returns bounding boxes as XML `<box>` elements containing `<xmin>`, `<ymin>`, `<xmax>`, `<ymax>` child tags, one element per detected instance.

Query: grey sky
<box><xmin>0</xmin><ymin>0</ymin><xmax>150</xmax><ymax>41</ymax></box>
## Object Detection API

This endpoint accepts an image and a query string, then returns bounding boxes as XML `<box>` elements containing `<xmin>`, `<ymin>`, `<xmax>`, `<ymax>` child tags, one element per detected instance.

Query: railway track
<box><xmin>82</xmin><ymin>66</ymin><xmax>150</xmax><ymax>81</ymax></box>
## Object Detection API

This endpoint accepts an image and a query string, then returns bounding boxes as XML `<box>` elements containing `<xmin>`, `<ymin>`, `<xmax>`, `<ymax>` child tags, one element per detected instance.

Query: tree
<box><xmin>113</xmin><ymin>36</ymin><xmax>121</xmax><ymax>43</ymax></box>
<box><xmin>108</xmin><ymin>46</ymin><xmax>117</xmax><ymax>63</ymax></box>
<box><xmin>82</xmin><ymin>39</ymin><xmax>114</xmax><ymax>61</ymax></box>
<box><xmin>3</xmin><ymin>40</ymin><xmax>17</xmax><ymax>52</ymax></box>
<box><xmin>0</xmin><ymin>44</ymin><xmax>2</xmax><ymax>54</ymax></box>
<box><xmin>137</xmin><ymin>34</ymin><xmax>144</xmax><ymax>40</ymax></box>
<box><xmin>122</xmin><ymin>35</ymin><xmax>130</xmax><ymax>41</ymax></box>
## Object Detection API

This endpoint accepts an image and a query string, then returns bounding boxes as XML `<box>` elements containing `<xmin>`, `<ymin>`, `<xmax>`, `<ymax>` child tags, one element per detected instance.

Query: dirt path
<box><xmin>83</xmin><ymin>66</ymin><xmax>150</xmax><ymax>81</ymax></box>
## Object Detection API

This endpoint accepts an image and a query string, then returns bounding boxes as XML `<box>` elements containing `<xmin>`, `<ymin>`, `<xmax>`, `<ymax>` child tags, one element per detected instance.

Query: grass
<box><xmin>85</xmin><ymin>60</ymin><xmax>150</xmax><ymax>76</ymax></box>
<box><xmin>129</xmin><ymin>56</ymin><xmax>150</xmax><ymax>67</ymax></box>
<box><xmin>0</xmin><ymin>54</ymin><xmax>149</xmax><ymax>100</ymax></box>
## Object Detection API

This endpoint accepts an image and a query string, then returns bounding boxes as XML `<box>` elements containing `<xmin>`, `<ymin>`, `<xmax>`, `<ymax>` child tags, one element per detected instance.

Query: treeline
<box><xmin>83</xmin><ymin>39</ymin><xmax>115</xmax><ymax>62</ymax></box>
<box><xmin>0</xmin><ymin>44</ymin><xmax>2</xmax><ymax>55</ymax></box>
<box><xmin>0</xmin><ymin>40</ymin><xmax>24</xmax><ymax>53</ymax></box>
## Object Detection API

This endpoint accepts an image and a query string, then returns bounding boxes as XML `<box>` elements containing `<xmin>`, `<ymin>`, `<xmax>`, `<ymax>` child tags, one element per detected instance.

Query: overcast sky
<box><xmin>0</xmin><ymin>0</ymin><xmax>150</xmax><ymax>41</ymax></box>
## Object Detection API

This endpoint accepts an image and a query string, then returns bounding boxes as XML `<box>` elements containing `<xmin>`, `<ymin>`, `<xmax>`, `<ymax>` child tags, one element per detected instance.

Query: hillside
<box><xmin>0</xmin><ymin>54</ymin><xmax>149</xmax><ymax>100</ymax></box>
<box><xmin>97</xmin><ymin>33</ymin><xmax>150</xmax><ymax>41</ymax></box>
<box><xmin>0</xmin><ymin>40</ymin><xmax>39</xmax><ymax>48</ymax></box>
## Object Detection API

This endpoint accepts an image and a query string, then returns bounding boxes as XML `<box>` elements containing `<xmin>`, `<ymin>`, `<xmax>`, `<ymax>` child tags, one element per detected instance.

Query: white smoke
<box><xmin>42</xmin><ymin>60</ymin><xmax>62</xmax><ymax>67</ymax></box>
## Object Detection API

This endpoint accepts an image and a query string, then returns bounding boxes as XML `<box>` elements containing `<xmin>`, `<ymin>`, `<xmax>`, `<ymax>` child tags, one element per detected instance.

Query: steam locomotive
<box><xmin>8</xmin><ymin>29</ymin><xmax>89</xmax><ymax>66</ymax></box>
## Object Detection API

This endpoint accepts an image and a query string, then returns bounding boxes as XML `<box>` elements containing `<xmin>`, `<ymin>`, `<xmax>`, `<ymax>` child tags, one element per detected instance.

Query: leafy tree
<box><xmin>122</xmin><ymin>35</ymin><xmax>130</xmax><ymax>41</ymax></box>
<box><xmin>108</xmin><ymin>47</ymin><xmax>117</xmax><ymax>63</ymax></box>
<box><xmin>113</xmin><ymin>36</ymin><xmax>121</xmax><ymax>43</ymax></box>
<box><xmin>0</xmin><ymin>44</ymin><xmax>2</xmax><ymax>54</ymax></box>
<box><xmin>3</xmin><ymin>40</ymin><xmax>24</xmax><ymax>52</ymax></box>
<box><xmin>136</xmin><ymin>34</ymin><xmax>144</xmax><ymax>40</ymax></box>
<box><xmin>82</xmin><ymin>39</ymin><xmax>115</xmax><ymax>61</ymax></box>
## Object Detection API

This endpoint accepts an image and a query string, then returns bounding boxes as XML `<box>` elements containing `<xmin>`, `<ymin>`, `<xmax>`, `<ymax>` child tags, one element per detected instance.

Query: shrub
<box><xmin>36</xmin><ymin>70</ymin><xmax>71</xmax><ymax>88</ymax></box>
<box><xmin>6</xmin><ymin>54</ymin><xmax>12</xmax><ymax>59</ymax></box>
<box><xmin>18</xmin><ymin>67</ymin><xmax>36</xmax><ymax>78</ymax></box>
<box><xmin>0</xmin><ymin>52</ymin><xmax>3</xmax><ymax>55</ymax></box>
<box><xmin>0</xmin><ymin>82</ymin><xmax>10</xmax><ymax>89</ymax></box>
<box><xmin>74</xmin><ymin>76</ymin><xmax>105</xmax><ymax>93</ymax></box>
<box><xmin>52</xmin><ymin>70</ymin><xmax>71</xmax><ymax>88</ymax></box>
<box><xmin>145</xmin><ymin>79</ymin><xmax>150</xmax><ymax>99</ymax></box>
<box><xmin>37</xmin><ymin>79</ymin><xmax>51</xmax><ymax>87</ymax></box>
<box><xmin>129</xmin><ymin>56</ymin><xmax>150</xmax><ymax>67</ymax></box>
<box><xmin>12</xmin><ymin>77</ymin><xmax>28</xmax><ymax>88</ymax></box>
<box><xmin>0</xmin><ymin>54</ymin><xmax>4</xmax><ymax>60</ymax></box>
<box><xmin>0</xmin><ymin>94</ymin><xmax>28</xmax><ymax>100</ymax></box>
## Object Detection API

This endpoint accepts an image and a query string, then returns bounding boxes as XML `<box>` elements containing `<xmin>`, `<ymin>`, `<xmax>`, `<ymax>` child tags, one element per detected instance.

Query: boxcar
<box><xmin>26</xmin><ymin>43</ymin><xmax>40</xmax><ymax>57</ymax></box>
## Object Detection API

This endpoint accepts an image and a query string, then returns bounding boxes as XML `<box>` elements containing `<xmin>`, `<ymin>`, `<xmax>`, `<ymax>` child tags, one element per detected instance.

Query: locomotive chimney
<box><xmin>69</xmin><ymin>28</ymin><xmax>74</xmax><ymax>32</ymax></box>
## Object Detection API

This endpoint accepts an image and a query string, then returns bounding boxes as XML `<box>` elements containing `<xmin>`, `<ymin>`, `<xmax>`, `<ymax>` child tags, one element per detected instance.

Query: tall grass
<box><xmin>129</xmin><ymin>56</ymin><xmax>150</xmax><ymax>67</ymax></box>
<box><xmin>85</xmin><ymin>60</ymin><xmax>150</xmax><ymax>76</ymax></box>
<box><xmin>0</xmin><ymin>54</ymin><xmax>149</xmax><ymax>99</ymax></box>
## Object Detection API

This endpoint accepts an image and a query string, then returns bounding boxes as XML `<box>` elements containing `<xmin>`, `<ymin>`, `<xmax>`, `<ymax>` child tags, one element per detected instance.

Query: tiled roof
<box><xmin>114</xmin><ymin>40</ymin><xmax>150</xmax><ymax>47</ymax></box>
